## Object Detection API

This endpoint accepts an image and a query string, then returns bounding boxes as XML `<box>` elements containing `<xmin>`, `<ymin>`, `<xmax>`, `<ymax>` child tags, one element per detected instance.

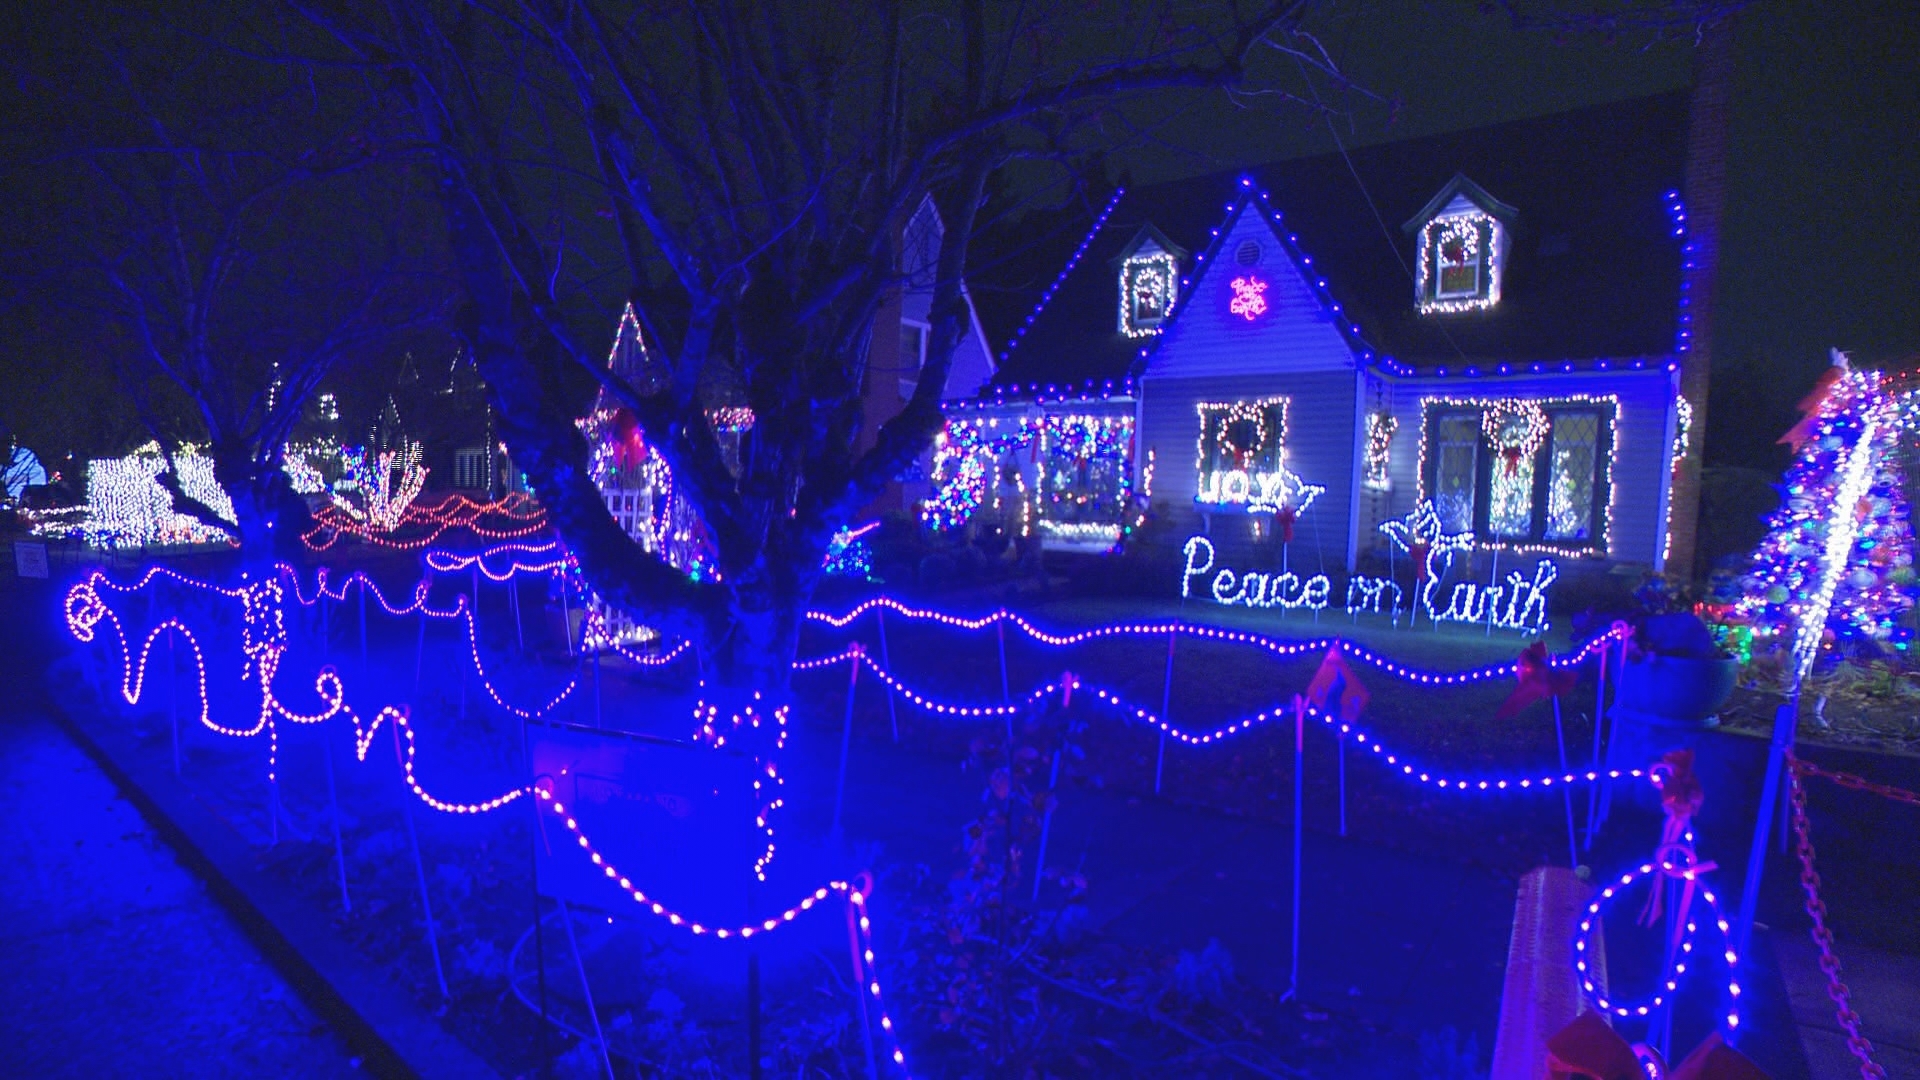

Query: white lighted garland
<box><xmin>1119</xmin><ymin>251</ymin><xmax>1180</xmax><ymax>337</ymax></box>
<box><xmin>1416</xmin><ymin>211</ymin><xmax>1502</xmax><ymax>314</ymax></box>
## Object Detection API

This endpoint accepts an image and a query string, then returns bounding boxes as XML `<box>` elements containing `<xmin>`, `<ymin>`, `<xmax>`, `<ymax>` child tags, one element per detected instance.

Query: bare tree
<box><xmin>2</xmin><ymin>10</ymin><xmax>446</xmax><ymax>562</ymax></box>
<box><xmin>268</xmin><ymin>0</ymin><xmax>1362</xmax><ymax>688</ymax></box>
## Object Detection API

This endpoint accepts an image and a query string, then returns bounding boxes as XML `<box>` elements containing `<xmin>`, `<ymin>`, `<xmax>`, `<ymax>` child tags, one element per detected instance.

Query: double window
<box><xmin>1423</xmin><ymin>401</ymin><xmax>1611</xmax><ymax>550</ymax></box>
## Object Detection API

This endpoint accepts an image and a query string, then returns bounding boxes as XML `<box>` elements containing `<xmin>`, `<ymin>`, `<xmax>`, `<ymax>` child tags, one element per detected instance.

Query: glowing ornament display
<box><xmin>1035</xmin><ymin>413</ymin><xmax>1135</xmax><ymax>548</ymax></box>
<box><xmin>332</xmin><ymin>442</ymin><xmax>427</xmax><ymax>531</ymax></box>
<box><xmin>1227</xmin><ymin>274</ymin><xmax>1269</xmax><ymax>321</ymax></box>
<box><xmin>42</xmin><ymin>441</ymin><xmax>237</xmax><ymax>548</ymax></box>
<box><xmin>822</xmin><ymin>521</ymin><xmax>878</xmax><ymax>579</ymax></box>
<box><xmin>1736</xmin><ymin>362</ymin><xmax>1916</xmax><ymax>676</ymax></box>
<box><xmin>1417</xmin><ymin>394</ymin><xmax>1619</xmax><ymax>557</ymax></box>
<box><xmin>1362</xmin><ymin>412</ymin><xmax>1396</xmax><ymax>491</ymax></box>
<box><xmin>1482</xmin><ymin>400</ymin><xmax>1550</xmax><ymax>476</ymax></box>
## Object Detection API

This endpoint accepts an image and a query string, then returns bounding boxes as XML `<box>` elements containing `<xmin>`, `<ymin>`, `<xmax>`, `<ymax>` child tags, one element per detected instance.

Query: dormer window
<box><xmin>1120</xmin><ymin>249</ymin><xmax>1178</xmax><ymax>337</ymax></box>
<box><xmin>1404</xmin><ymin>174</ymin><xmax>1515</xmax><ymax>315</ymax></box>
<box><xmin>1115</xmin><ymin>225</ymin><xmax>1186</xmax><ymax>338</ymax></box>
<box><xmin>1418</xmin><ymin>212</ymin><xmax>1501</xmax><ymax>312</ymax></box>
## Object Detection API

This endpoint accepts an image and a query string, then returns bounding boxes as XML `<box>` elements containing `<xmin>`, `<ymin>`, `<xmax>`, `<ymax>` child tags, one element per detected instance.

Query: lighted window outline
<box><xmin>1415</xmin><ymin>395</ymin><xmax>1618</xmax><ymax>556</ymax></box>
<box><xmin>1119</xmin><ymin>251</ymin><xmax>1180</xmax><ymax>338</ymax></box>
<box><xmin>1416</xmin><ymin>212</ymin><xmax>1503</xmax><ymax>314</ymax></box>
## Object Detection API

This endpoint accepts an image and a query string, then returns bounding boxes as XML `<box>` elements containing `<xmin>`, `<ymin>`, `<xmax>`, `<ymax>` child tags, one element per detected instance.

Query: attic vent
<box><xmin>1235</xmin><ymin>241</ymin><xmax>1262</xmax><ymax>266</ymax></box>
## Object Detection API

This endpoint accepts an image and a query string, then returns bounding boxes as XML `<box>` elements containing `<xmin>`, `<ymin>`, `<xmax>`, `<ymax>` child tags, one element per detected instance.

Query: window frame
<box><xmin>1418</xmin><ymin>398</ymin><xmax>1615</xmax><ymax>554</ymax></box>
<box><xmin>896</xmin><ymin>318</ymin><xmax>929</xmax><ymax>398</ymax></box>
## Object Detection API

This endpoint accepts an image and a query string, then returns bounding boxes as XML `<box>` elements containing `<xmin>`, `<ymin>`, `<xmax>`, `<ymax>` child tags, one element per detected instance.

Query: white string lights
<box><xmin>1119</xmin><ymin>250</ymin><xmax>1179</xmax><ymax>337</ymax></box>
<box><xmin>1415</xmin><ymin>211</ymin><xmax>1503</xmax><ymax>314</ymax></box>
<box><xmin>1193</xmin><ymin>397</ymin><xmax>1323</xmax><ymax>516</ymax></box>
<box><xmin>1377</xmin><ymin>500</ymin><xmax>1555</xmax><ymax>635</ymax></box>
<box><xmin>42</xmin><ymin>441</ymin><xmax>238</xmax><ymax>548</ymax></box>
<box><xmin>1362</xmin><ymin>412</ymin><xmax>1396</xmax><ymax>491</ymax></box>
<box><xmin>1415</xmin><ymin>394</ymin><xmax>1619</xmax><ymax>557</ymax></box>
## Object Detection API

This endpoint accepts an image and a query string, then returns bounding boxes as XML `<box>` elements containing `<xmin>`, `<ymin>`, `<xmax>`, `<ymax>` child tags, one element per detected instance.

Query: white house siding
<box><xmin>1139</xmin><ymin>371</ymin><xmax>1359</xmax><ymax>575</ymax></box>
<box><xmin>1374</xmin><ymin>368</ymin><xmax>1675</xmax><ymax>567</ymax></box>
<box><xmin>1138</xmin><ymin>200</ymin><xmax>1365</xmax><ymax>572</ymax></box>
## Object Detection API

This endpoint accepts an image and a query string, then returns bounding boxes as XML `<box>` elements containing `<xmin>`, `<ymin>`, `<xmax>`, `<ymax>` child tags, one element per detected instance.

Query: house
<box><xmin>945</xmin><ymin>91</ymin><xmax>1711</xmax><ymax>616</ymax></box>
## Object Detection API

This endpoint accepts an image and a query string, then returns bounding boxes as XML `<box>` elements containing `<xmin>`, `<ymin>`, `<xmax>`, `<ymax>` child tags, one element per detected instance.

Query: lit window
<box><xmin>1119</xmin><ymin>251</ymin><xmax>1179</xmax><ymax>337</ymax></box>
<box><xmin>1546</xmin><ymin>413</ymin><xmax>1600</xmax><ymax>541</ymax></box>
<box><xmin>452</xmin><ymin>447</ymin><xmax>488</xmax><ymax>490</ymax></box>
<box><xmin>1433</xmin><ymin>414</ymin><xmax>1479</xmax><ymax>533</ymax></box>
<box><xmin>1416</xmin><ymin>212</ymin><xmax>1503</xmax><ymax>313</ymax></box>
<box><xmin>1420</xmin><ymin>399</ymin><xmax>1613</xmax><ymax>550</ymax></box>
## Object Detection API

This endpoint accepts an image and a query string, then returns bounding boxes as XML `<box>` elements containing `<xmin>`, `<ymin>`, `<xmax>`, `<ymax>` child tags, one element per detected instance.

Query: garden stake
<box><xmin>558</xmin><ymin>572</ymin><xmax>575</xmax><ymax>657</ymax></box>
<box><xmin>556</xmin><ymin>898</ymin><xmax>615</xmax><ymax>1080</ymax></box>
<box><xmin>831</xmin><ymin>646</ymin><xmax>860</xmax><ymax>839</ymax></box>
<box><xmin>517</xmin><ymin>716</ymin><xmax>552</xmax><ymax>1071</ymax></box>
<box><xmin>1155</xmin><ymin>630</ymin><xmax>1176</xmax><ymax>796</ymax></box>
<box><xmin>509</xmin><ymin>571</ymin><xmax>525</xmax><ymax>653</ymax></box>
<box><xmin>382</xmin><ymin>701</ymin><xmax>449</xmax><ymax>1004</ymax></box>
<box><xmin>1585</xmin><ymin>638</ymin><xmax>1609</xmax><ymax>851</ymax></box>
<box><xmin>323</xmin><ymin>718</ymin><xmax>351</xmax><ymax>913</ymax></box>
<box><xmin>357</xmin><ymin>580</ymin><xmax>369</xmax><ymax>679</ymax></box>
<box><xmin>1337</xmin><ymin>728</ymin><xmax>1347</xmax><ymax>838</ymax></box>
<box><xmin>1552</xmin><ymin>695</ymin><xmax>1578</xmax><ymax>869</ymax></box>
<box><xmin>1485</xmin><ymin>548</ymin><xmax>1499</xmax><ymax>637</ymax></box>
<box><xmin>845</xmin><ymin>888</ymin><xmax>879</xmax><ymax>1080</ymax></box>
<box><xmin>997</xmin><ymin>621</ymin><xmax>1013</xmax><ymax>747</ymax></box>
<box><xmin>167</xmin><ymin>627</ymin><xmax>180</xmax><ymax>777</ymax></box>
<box><xmin>592</xmin><ymin>648</ymin><xmax>603</xmax><ymax>729</ymax></box>
<box><xmin>1032</xmin><ymin>674</ymin><xmax>1072</xmax><ymax>904</ymax></box>
<box><xmin>877</xmin><ymin>608</ymin><xmax>898</xmax><ymax>742</ymax></box>
<box><xmin>413</xmin><ymin>609</ymin><xmax>427</xmax><ymax>697</ymax></box>
<box><xmin>1735</xmin><ymin>696</ymin><xmax>1799</xmax><ymax>971</ymax></box>
<box><xmin>1285</xmin><ymin>694</ymin><xmax>1304</xmax><ymax>1001</ymax></box>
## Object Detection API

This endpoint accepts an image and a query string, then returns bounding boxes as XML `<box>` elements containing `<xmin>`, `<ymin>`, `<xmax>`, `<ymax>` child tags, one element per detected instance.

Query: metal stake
<box><xmin>556</xmin><ymin>898</ymin><xmax>615</xmax><ymax>1080</ymax></box>
<box><xmin>1285</xmin><ymin>695</ymin><xmax>1304</xmax><ymax>1001</ymax></box>
<box><xmin>831</xmin><ymin>651</ymin><xmax>860</xmax><ymax>839</ymax></box>
<box><xmin>1552</xmin><ymin>695</ymin><xmax>1579</xmax><ymax>870</ymax></box>
<box><xmin>1155</xmin><ymin>630</ymin><xmax>1176</xmax><ymax>796</ymax></box>
<box><xmin>877</xmin><ymin>609</ymin><xmax>899</xmax><ymax>742</ymax></box>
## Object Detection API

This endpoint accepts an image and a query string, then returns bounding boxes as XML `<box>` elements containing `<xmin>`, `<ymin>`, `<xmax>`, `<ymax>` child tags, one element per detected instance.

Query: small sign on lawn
<box><xmin>13</xmin><ymin>541</ymin><xmax>49</xmax><ymax>579</ymax></box>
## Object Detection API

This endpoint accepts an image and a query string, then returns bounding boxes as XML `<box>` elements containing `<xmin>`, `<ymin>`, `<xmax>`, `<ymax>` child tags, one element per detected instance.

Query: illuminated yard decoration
<box><xmin>1379</xmin><ymin>499</ymin><xmax>1554</xmax><ymax>635</ymax></box>
<box><xmin>1036</xmin><ymin>413</ymin><xmax>1134</xmax><ymax>547</ymax></box>
<box><xmin>282</xmin><ymin>436</ymin><xmax>344</xmax><ymax>495</ymax></box>
<box><xmin>1362</xmin><ymin>412</ymin><xmax>1396</xmax><ymax>491</ymax></box>
<box><xmin>1416</xmin><ymin>211</ymin><xmax>1502</xmax><ymax>314</ymax></box>
<box><xmin>45</xmin><ymin>441</ymin><xmax>237</xmax><ymax>548</ymax></box>
<box><xmin>1344</xmin><ymin>576</ymin><xmax>1403</xmax><ymax>616</ymax></box>
<box><xmin>333</xmin><ymin>442</ymin><xmax>427</xmax><ymax>531</ymax></box>
<box><xmin>1180</xmin><ymin>536</ymin><xmax>1332</xmax><ymax>612</ymax></box>
<box><xmin>922</xmin><ymin>415</ymin><xmax>1035</xmax><ymax>532</ymax></box>
<box><xmin>1736</xmin><ymin>365</ymin><xmax>1916</xmax><ymax>675</ymax></box>
<box><xmin>1227</xmin><ymin>274</ymin><xmax>1269</xmax><ymax>321</ymax></box>
<box><xmin>822</xmin><ymin>521</ymin><xmax>878</xmax><ymax>579</ymax></box>
<box><xmin>1194</xmin><ymin>397</ymin><xmax>1322</xmax><ymax>516</ymax></box>
<box><xmin>1119</xmin><ymin>250</ymin><xmax>1179</xmax><ymax>337</ymax></box>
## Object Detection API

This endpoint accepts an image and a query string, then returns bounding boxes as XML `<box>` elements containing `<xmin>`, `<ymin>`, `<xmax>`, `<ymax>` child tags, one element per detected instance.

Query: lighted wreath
<box><xmin>1218</xmin><ymin>403</ymin><xmax>1270</xmax><ymax>467</ymax></box>
<box><xmin>1481</xmin><ymin>400</ymin><xmax>1549</xmax><ymax>476</ymax></box>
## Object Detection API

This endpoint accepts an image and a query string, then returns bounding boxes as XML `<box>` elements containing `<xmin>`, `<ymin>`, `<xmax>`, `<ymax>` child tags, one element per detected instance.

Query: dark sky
<box><xmin>1104</xmin><ymin>0</ymin><xmax>1920</xmax><ymax>468</ymax></box>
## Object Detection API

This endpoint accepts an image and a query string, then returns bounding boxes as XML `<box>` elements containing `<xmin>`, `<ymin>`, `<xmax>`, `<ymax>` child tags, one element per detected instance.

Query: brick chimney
<box><xmin>1666</xmin><ymin>18</ymin><xmax>1735</xmax><ymax>579</ymax></box>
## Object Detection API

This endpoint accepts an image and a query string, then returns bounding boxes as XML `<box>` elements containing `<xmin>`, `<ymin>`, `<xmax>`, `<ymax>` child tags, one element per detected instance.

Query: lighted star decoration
<box><xmin>1228</xmin><ymin>275</ymin><xmax>1269</xmax><ymax>321</ymax></box>
<box><xmin>1378</xmin><ymin>499</ymin><xmax>1474</xmax><ymax>561</ymax></box>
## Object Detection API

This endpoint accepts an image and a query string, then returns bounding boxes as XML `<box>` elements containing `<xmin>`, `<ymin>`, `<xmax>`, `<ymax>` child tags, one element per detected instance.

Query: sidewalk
<box><xmin>0</xmin><ymin>707</ymin><xmax>362</xmax><ymax>1079</ymax></box>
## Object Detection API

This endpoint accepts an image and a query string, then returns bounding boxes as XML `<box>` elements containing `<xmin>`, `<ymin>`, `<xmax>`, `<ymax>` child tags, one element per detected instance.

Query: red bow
<box><xmin>1777</xmin><ymin>366</ymin><xmax>1844</xmax><ymax>452</ymax></box>
<box><xmin>1275</xmin><ymin>506</ymin><xmax>1297</xmax><ymax>544</ymax></box>
<box><xmin>1497</xmin><ymin>642</ymin><xmax>1577</xmax><ymax>721</ymax></box>
<box><xmin>1503</xmin><ymin>446</ymin><xmax>1525</xmax><ymax>475</ymax></box>
<box><xmin>610</xmin><ymin>410</ymin><xmax>647</xmax><ymax>469</ymax></box>
<box><xmin>1306</xmin><ymin>646</ymin><xmax>1369</xmax><ymax>723</ymax></box>
<box><xmin>1410</xmin><ymin>539</ymin><xmax>1431</xmax><ymax>580</ymax></box>
<box><xmin>1547</xmin><ymin>1013</ymin><xmax>1769</xmax><ymax>1080</ymax></box>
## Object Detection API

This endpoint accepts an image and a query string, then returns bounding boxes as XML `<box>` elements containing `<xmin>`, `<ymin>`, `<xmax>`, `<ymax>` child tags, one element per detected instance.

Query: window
<box><xmin>1420</xmin><ymin>399</ymin><xmax>1614</xmax><ymax>551</ymax></box>
<box><xmin>1432</xmin><ymin>415</ymin><xmax>1479</xmax><ymax>533</ymax></box>
<box><xmin>1193</xmin><ymin>397</ymin><xmax>1323</xmax><ymax>515</ymax></box>
<box><xmin>452</xmin><ymin>447</ymin><xmax>488</xmax><ymax>491</ymax></box>
<box><xmin>1415</xmin><ymin>211</ymin><xmax>1503</xmax><ymax>313</ymax></box>
<box><xmin>1119</xmin><ymin>250</ymin><xmax>1179</xmax><ymax>337</ymax></box>
<box><xmin>897</xmin><ymin>319</ymin><xmax>927</xmax><ymax>397</ymax></box>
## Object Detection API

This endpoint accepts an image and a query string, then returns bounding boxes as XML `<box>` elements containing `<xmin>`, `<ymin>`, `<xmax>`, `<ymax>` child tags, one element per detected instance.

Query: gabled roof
<box><xmin>970</xmin><ymin>91</ymin><xmax>1690</xmax><ymax>393</ymax></box>
<box><xmin>1402</xmin><ymin>172</ymin><xmax>1519</xmax><ymax>233</ymax></box>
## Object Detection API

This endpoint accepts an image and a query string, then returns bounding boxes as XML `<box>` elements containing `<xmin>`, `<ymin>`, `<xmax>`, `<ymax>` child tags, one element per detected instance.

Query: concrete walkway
<box><xmin>0</xmin><ymin>707</ymin><xmax>362</xmax><ymax>1079</ymax></box>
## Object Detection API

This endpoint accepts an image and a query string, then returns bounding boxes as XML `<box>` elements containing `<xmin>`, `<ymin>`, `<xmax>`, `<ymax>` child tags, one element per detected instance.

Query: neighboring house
<box><xmin>857</xmin><ymin>195</ymin><xmax>999</xmax><ymax>515</ymax></box>
<box><xmin>950</xmin><ymin>91</ymin><xmax>1712</xmax><ymax>590</ymax></box>
<box><xmin>386</xmin><ymin>351</ymin><xmax>502</xmax><ymax>497</ymax></box>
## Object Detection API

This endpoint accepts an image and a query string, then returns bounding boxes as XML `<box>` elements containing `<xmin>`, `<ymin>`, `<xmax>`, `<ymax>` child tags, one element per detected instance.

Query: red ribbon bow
<box><xmin>1409</xmin><ymin>539</ymin><xmax>1431</xmax><ymax>581</ymax></box>
<box><xmin>1275</xmin><ymin>506</ymin><xmax>1298</xmax><ymax>545</ymax></box>
<box><xmin>1305</xmin><ymin>646</ymin><xmax>1370</xmax><ymax>723</ymax></box>
<box><xmin>1547</xmin><ymin>1012</ymin><xmax>1769</xmax><ymax>1080</ymax></box>
<box><xmin>1497</xmin><ymin>642</ymin><xmax>1577</xmax><ymax>721</ymax></box>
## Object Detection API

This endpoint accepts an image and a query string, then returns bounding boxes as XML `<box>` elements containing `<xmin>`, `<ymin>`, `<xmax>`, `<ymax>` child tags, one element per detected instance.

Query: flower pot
<box><xmin>1613</xmin><ymin>654</ymin><xmax>1738</xmax><ymax>723</ymax></box>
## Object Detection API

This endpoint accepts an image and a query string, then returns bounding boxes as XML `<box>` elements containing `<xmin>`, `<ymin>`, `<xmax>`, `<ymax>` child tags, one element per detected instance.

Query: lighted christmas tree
<box><xmin>1737</xmin><ymin>354</ymin><xmax>1919</xmax><ymax>678</ymax></box>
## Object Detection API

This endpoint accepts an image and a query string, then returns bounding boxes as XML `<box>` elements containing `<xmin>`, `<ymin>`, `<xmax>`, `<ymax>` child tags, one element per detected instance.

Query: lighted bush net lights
<box><xmin>70</xmin><ymin>550</ymin><xmax>1674</xmax><ymax>1074</ymax></box>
